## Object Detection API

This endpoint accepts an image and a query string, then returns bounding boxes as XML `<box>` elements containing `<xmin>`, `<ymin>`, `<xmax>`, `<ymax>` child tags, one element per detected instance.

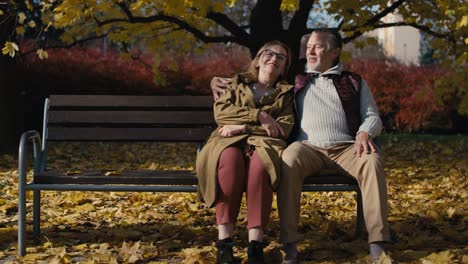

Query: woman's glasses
<box><xmin>262</xmin><ymin>49</ymin><xmax>287</xmax><ymax>62</ymax></box>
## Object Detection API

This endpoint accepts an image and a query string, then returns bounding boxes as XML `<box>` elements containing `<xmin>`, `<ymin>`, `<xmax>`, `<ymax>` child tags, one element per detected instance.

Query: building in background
<box><xmin>374</xmin><ymin>13</ymin><xmax>421</xmax><ymax>65</ymax></box>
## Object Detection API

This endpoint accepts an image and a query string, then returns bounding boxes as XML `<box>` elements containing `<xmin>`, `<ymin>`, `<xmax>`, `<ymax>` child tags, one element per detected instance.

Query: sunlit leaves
<box><xmin>49</xmin><ymin>248</ymin><xmax>71</xmax><ymax>264</ymax></box>
<box><xmin>36</xmin><ymin>0</ymin><xmax>222</xmax><ymax>61</ymax></box>
<box><xmin>280</xmin><ymin>0</ymin><xmax>299</xmax><ymax>12</ymax></box>
<box><xmin>0</xmin><ymin>136</ymin><xmax>466</xmax><ymax>262</ymax></box>
<box><xmin>422</xmin><ymin>250</ymin><xmax>455</xmax><ymax>264</ymax></box>
<box><xmin>130</xmin><ymin>0</ymin><xmax>151</xmax><ymax>12</ymax></box>
<box><xmin>375</xmin><ymin>252</ymin><xmax>393</xmax><ymax>264</ymax></box>
<box><xmin>119</xmin><ymin>241</ymin><xmax>143</xmax><ymax>263</ymax></box>
<box><xmin>18</xmin><ymin>12</ymin><xmax>27</xmax><ymax>24</ymax></box>
<box><xmin>52</xmin><ymin>1</ymin><xmax>90</xmax><ymax>29</ymax></box>
<box><xmin>15</xmin><ymin>26</ymin><xmax>25</xmax><ymax>36</ymax></box>
<box><xmin>37</xmin><ymin>49</ymin><xmax>49</xmax><ymax>59</ymax></box>
<box><xmin>457</xmin><ymin>15</ymin><xmax>468</xmax><ymax>29</ymax></box>
<box><xmin>181</xmin><ymin>246</ymin><xmax>215</xmax><ymax>263</ymax></box>
<box><xmin>27</xmin><ymin>20</ymin><xmax>36</xmax><ymax>28</ymax></box>
<box><xmin>1</xmin><ymin>41</ymin><xmax>19</xmax><ymax>57</ymax></box>
<box><xmin>225</xmin><ymin>0</ymin><xmax>236</xmax><ymax>8</ymax></box>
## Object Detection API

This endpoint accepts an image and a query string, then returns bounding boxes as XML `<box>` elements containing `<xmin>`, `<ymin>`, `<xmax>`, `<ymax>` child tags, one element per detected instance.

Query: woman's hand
<box><xmin>257</xmin><ymin>111</ymin><xmax>285</xmax><ymax>138</ymax></box>
<box><xmin>218</xmin><ymin>125</ymin><xmax>246</xmax><ymax>137</ymax></box>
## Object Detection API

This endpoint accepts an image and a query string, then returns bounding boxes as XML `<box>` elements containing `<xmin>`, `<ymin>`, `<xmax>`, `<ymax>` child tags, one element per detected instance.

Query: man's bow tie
<box><xmin>309</xmin><ymin>72</ymin><xmax>338</xmax><ymax>79</ymax></box>
<box><xmin>306</xmin><ymin>72</ymin><xmax>319</xmax><ymax>80</ymax></box>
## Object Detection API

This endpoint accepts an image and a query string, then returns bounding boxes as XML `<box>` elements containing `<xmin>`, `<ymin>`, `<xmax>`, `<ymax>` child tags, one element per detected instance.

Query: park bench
<box><xmin>17</xmin><ymin>95</ymin><xmax>364</xmax><ymax>256</ymax></box>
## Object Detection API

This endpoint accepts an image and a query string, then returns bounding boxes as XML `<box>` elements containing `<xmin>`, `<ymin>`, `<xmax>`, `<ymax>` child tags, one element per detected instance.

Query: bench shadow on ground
<box><xmin>1</xmin><ymin>214</ymin><xmax>465</xmax><ymax>263</ymax></box>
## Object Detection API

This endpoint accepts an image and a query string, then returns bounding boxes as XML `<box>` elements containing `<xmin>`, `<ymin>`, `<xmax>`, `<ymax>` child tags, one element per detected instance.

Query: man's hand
<box><xmin>211</xmin><ymin>77</ymin><xmax>231</xmax><ymax>101</ymax></box>
<box><xmin>257</xmin><ymin>111</ymin><xmax>285</xmax><ymax>138</ymax></box>
<box><xmin>218</xmin><ymin>125</ymin><xmax>245</xmax><ymax>137</ymax></box>
<box><xmin>354</xmin><ymin>132</ymin><xmax>378</xmax><ymax>157</ymax></box>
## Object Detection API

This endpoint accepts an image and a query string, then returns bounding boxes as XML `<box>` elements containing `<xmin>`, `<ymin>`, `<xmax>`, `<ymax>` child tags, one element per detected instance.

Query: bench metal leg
<box><xmin>18</xmin><ymin>176</ymin><xmax>27</xmax><ymax>256</ymax></box>
<box><xmin>18</xmin><ymin>130</ymin><xmax>43</xmax><ymax>256</ymax></box>
<box><xmin>355</xmin><ymin>189</ymin><xmax>365</xmax><ymax>238</ymax></box>
<box><xmin>33</xmin><ymin>190</ymin><xmax>41</xmax><ymax>238</ymax></box>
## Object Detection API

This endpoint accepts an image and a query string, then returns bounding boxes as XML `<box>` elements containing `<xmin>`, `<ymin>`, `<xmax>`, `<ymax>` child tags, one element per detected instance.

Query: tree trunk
<box><xmin>249</xmin><ymin>0</ymin><xmax>283</xmax><ymax>56</ymax></box>
<box><xmin>288</xmin><ymin>0</ymin><xmax>315</xmax><ymax>58</ymax></box>
<box><xmin>249</xmin><ymin>0</ymin><xmax>314</xmax><ymax>81</ymax></box>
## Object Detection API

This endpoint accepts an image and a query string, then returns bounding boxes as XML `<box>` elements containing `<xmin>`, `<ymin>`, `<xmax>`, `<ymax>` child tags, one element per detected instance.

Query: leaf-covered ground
<box><xmin>0</xmin><ymin>134</ymin><xmax>467</xmax><ymax>263</ymax></box>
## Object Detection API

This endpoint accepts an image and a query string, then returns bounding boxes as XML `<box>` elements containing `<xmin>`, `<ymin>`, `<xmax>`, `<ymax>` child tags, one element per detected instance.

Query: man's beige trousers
<box><xmin>277</xmin><ymin>141</ymin><xmax>391</xmax><ymax>243</ymax></box>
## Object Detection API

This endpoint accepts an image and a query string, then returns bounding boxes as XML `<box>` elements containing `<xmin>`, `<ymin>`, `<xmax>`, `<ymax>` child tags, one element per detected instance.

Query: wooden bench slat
<box><xmin>47</xmin><ymin>127</ymin><xmax>214</xmax><ymax>141</ymax></box>
<box><xmin>35</xmin><ymin>169</ymin><xmax>356</xmax><ymax>186</ymax></box>
<box><xmin>35</xmin><ymin>170</ymin><xmax>198</xmax><ymax>185</ymax></box>
<box><xmin>48</xmin><ymin>111</ymin><xmax>215</xmax><ymax>125</ymax></box>
<box><xmin>49</xmin><ymin>95</ymin><xmax>213</xmax><ymax>108</ymax></box>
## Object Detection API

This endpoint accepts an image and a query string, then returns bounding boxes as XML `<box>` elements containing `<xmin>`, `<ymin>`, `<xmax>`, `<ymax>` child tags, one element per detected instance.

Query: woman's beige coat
<box><xmin>196</xmin><ymin>73</ymin><xmax>295</xmax><ymax>207</ymax></box>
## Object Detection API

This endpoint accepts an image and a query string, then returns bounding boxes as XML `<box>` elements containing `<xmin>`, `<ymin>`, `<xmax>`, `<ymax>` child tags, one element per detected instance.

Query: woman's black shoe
<box><xmin>216</xmin><ymin>238</ymin><xmax>236</xmax><ymax>264</ymax></box>
<box><xmin>247</xmin><ymin>240</ymin><xmax>265</xmax><ymax>264</ymax></box>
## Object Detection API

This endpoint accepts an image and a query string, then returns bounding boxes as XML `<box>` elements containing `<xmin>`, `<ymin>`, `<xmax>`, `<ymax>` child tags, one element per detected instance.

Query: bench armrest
<box><xmin>18</xmin><ymin>130</ymin><xmax>43</xmax><ymax>185</ymax></box>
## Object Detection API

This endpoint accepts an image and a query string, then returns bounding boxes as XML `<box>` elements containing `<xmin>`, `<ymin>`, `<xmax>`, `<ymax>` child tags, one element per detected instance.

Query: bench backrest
<box><xmin>44</xmin><ymin>95</ymin><xmax>216</xmax><ymax>142</ymax></box>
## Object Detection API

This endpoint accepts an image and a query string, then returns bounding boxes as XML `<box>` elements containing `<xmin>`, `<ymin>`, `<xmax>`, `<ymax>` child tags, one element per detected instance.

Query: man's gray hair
<box><xmin>312</xmin><ymin>28</ymin><xmax>343</xmax><ymax>51</ymax></box>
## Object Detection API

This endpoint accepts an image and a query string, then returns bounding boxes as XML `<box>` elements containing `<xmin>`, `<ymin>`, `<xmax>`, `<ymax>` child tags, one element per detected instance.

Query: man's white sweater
<box><xmin>295</xmin><ymin>64</ymin><xmax>382</xmax><ymax>148</ymax></box>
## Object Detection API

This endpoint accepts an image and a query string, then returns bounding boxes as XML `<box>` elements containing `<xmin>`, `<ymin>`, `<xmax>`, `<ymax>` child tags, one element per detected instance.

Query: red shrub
<box><xmin>16</xmin><ymin>45</ymin><xmax>157</xmax><ymax>94</ymax></box>
<box><xmin>160</xmin><ymin>45</ymin><xmax>250</xmax><ymax>95</ymax></box>
<box><xmin>16</xmin><ymin>44</ymin><xmax>250</xmax><ymax>95</ymax></box>
<box><xmin>346</xmin><ymin>59</ymin><xmax>447</xmax><ymax>132</ymax></box>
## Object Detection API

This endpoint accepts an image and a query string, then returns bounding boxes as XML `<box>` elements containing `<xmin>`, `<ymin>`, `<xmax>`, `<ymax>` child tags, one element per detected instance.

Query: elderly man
<box><xmin>211</xmin><ymin>29</ymin><xmax>390</xmax><ymax>263</ymax></box>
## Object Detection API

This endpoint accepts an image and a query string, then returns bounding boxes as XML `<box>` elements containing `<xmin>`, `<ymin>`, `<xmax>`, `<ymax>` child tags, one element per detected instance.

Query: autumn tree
<box><xmin>0</xmin><ymin>0</ymin><xmax>467</xmax><ymax>152</ymax></box>
<box><xmin>2</xmin><ymin>0</ymin><xmax>464</xmax><ymax>69</ymax></box>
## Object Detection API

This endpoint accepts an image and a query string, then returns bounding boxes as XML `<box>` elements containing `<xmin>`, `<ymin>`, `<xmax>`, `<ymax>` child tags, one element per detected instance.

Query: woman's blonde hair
<box><xmin>245</xmin><ymin>40</ymin><xmax>292</xmax><ymax>83</ymax></box>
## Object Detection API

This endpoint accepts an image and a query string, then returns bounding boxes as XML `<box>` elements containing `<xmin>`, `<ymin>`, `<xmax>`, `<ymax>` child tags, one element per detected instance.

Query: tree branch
<box><xmin>250</xmin><ymin>0</ymin><xmax>282</xmax><ymax>42</ymax></box>
<box><xmin>344</xmin><ymin>0</ymin><xmax>407</xmax><ymax>31</ymax></box>
<box><xmin>99</xmin><ymin>14</ymin><xmax>240</xmax><ymax>44</ymax></box>
<box><xmin>337</xmin><ymin>18</ymin><xmax>345</xmax><ymax>30</ymax></box>
<box><xmin>342</xmin><ymin>0</ymin><xmax>407</xmax><ymax>43</ymax></box>
<box><xmin>206</xmin><ymin>11</ymin><xmax>249</xmax><ymax>39</ymax></box>
<box><xmin>130</xmin><ymin>52</ymin><xmax>152</xmax><ymax>70</ymax></box>
<box><xmin>114</xmin><ymin>1</ymin><xmax>135</xmax><ymax>23</ymax></box>
<box><xmin>374</xmin><ymin>22</ymin><xmax>454</xmax><ymax>41</ymax></box>
<box><xmin>287</xmin><ymin>0</ymin><xmax>316</xmax><ymax>62</ymax></box>
<box><xmin>95</xmin><ymin>3</ymin><xmax>243</xmax><ymax>45</ymax></box>
<box><xmin>19</xmin><ymin>33</ymin><xmax>108</xmax><ymax>57</ymax></box>
<box><xmin>288</xmin><ymin>0</ymin><xmax>315</xmax><ymax>34</ymax></box>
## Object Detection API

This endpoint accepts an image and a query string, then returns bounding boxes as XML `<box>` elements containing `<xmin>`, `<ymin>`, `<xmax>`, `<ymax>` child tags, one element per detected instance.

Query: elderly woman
<box><xmin>196</xmin><ymin>40</ymin><xmax>295</xmax><ymax>264</ymax></box>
